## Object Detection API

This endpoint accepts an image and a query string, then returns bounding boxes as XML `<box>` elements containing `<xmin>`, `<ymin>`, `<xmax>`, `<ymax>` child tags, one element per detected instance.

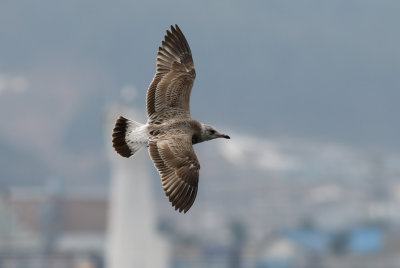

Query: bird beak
<box><xmin>218</xmin><ymin>133</ymin><xmax>230</xmax><ymax>139</ymax></box>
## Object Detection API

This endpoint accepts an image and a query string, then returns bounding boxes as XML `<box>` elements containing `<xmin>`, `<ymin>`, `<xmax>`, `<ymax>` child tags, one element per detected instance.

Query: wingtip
<box><xmin>172</xmin><ymin>199</ymin><xmax>192</xmax><ymax>214</ymax></box>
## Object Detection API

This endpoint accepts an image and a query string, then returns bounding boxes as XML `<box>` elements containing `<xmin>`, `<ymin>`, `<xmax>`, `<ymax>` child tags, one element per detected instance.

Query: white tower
<box><xmin>106</xmin><ymin>86</ymin><xmax>169</xmax><ymax>268</ymax></box>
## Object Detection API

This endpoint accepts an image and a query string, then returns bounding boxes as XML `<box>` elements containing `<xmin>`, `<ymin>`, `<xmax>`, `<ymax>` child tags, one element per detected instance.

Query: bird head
<box><xmin>200</xmin><ymin>124</ymin><xmax>230</xmax><ymax>142</ymax></box>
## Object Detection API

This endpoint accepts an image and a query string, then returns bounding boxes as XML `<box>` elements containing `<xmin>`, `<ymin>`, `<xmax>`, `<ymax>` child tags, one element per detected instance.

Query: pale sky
<box><xmin>0</xmin><ymin>0</ymin><xmax>399</xmax><ymax>182</ymax></box>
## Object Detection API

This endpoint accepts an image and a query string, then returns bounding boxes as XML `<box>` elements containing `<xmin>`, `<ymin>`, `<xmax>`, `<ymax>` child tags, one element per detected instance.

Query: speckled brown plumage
<box><xmin>146</xmin><ymin>25</ymin><xmax>196</xmax><ymax>124</ymax></box>
<box><xmin>112</xmin><ymin>25</ymin><xmax>230</xmax><ymax>214</ymax></box>
<box><xmin>144</xmin><ymin>25</ymin><xmax>201</xmax><ymax>212</ymax></box>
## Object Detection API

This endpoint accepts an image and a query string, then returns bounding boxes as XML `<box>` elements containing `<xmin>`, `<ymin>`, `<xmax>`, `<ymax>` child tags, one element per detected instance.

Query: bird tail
<box><xmin>112</xmin><ymin>116</ymin><xmax>148</xmax><ymax>158</ymax></box>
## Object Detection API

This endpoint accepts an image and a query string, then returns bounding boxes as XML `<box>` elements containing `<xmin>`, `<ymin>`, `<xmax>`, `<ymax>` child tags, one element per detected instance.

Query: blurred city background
<box><xmin>1</xmin><ymin>1</ymin><xmax>400</xmax><ymax>267</ymax></box>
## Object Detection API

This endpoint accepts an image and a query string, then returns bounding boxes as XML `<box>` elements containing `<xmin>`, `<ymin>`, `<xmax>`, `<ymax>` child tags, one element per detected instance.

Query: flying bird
<box><xmin>112</xmin><ymin>25</ymin><xmax>230</xmax><ymax>213</ymax></box>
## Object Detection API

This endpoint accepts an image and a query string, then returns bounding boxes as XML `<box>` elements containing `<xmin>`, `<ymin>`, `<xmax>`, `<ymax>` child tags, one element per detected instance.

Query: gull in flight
<box><xmin>112</xmin><ymin>25</ymin><xmax>230</xmax><ymax>213</ymax></box>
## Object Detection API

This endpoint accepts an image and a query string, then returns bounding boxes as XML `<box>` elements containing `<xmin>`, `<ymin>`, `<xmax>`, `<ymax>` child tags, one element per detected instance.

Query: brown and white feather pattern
<box><xmin>149</xmin><ymin>133</ymin><xmax>200</xmax><ymax>213</ymax></box>
<box><xmin>112</xmin><ymin>25</ymin><xmax>230</xmax><ymax>213</ymax></box>
<box><xmin>146</xmin><ymin>24</ymin><xmax>196</xmax><ymax>124</ymax></box>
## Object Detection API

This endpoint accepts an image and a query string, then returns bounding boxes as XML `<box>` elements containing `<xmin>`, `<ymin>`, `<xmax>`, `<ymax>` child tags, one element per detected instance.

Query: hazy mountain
<box><xmin>0</xmin><ymin>136</ymin><xmax>49</xmax><ymax>187</ymax></box>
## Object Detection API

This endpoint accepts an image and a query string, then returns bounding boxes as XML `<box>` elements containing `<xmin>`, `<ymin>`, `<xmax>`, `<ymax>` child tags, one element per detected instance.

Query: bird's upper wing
<box><xmin>149</xmin><ymin>133</ymin><xmax>200</xmax><ymax>213</ymax></box>
<box><xmin>146</xmin><ymin>25</ymin><xmax>196</xmax><ymax>124</ymax></box>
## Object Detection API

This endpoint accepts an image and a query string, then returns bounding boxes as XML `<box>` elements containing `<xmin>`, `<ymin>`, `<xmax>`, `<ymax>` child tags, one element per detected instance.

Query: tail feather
<box><xmin>112</xmin><ymin>116</ymin><xmax>147</xmax><ymax>158</ymax></box>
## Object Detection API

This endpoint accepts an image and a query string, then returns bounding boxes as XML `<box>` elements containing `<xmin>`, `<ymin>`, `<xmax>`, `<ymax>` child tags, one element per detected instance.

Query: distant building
<box><xmin>105</xmin><ymin>98</ymin><xmax>169</xmax><ymax>268</ymax></box>
<box><xmin>0</xmin><ymin>187</ymin><xmax>107</xmax><ymax>267</ymax></box>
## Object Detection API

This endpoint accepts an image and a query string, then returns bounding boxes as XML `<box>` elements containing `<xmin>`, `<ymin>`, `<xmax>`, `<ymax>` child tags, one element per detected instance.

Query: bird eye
<box><xmin>209</xmin><ymin>130</ymin><xmax>216</xmax><ymax>135</ymax></box>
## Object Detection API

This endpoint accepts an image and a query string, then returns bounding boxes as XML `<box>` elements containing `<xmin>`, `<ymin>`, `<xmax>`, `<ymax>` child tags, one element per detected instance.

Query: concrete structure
<box><xmin>106</xmin><ymin>95</ymin><xmax>169</xmax><ymax>268</ymax></box>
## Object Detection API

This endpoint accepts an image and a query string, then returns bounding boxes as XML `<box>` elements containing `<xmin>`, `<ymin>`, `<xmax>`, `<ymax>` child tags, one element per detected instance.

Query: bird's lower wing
<box><xmin>148</xmin><ymin>134</ymin><xmax>200</xmax><ymax>213</ymax></box>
